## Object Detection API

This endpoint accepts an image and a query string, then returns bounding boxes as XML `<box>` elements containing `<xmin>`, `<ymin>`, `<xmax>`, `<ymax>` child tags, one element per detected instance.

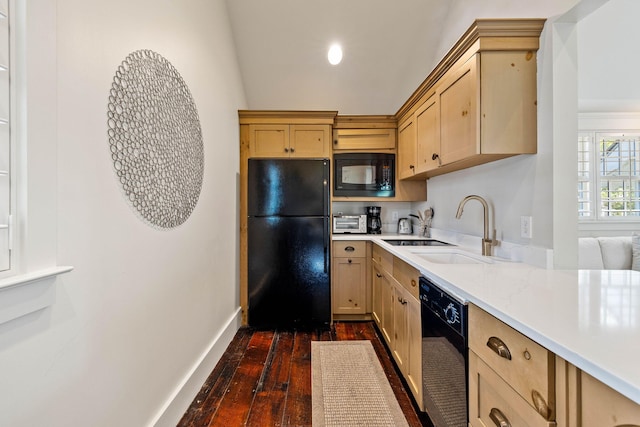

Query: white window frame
<box><xmin>0</xmin><ymin>1</ymin><xmax>71</xmax><ymax>326</ymax></box>
<box><xmin>578</xmin><ymin>113</ymin><xmax>640</xmax><ymax>235</ymax></box>
<box><xmin>0</xmin><ymin>0</ymin><xmax>13</xmax><ymax>274</ymax></box>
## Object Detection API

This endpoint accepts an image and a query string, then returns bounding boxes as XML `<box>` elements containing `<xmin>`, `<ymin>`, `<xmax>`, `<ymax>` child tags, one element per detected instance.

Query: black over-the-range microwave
<box><xmin>333</xmin><ymin>153</ymin><xmax>395</xmax><ymax>197</ymax></box>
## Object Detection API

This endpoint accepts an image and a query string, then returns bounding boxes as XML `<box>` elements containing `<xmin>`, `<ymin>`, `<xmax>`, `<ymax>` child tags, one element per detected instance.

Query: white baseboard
<box><xmin>150</xmin><ymin>307</ymin><xmax>242</xmax><ymax>427</ymax></box>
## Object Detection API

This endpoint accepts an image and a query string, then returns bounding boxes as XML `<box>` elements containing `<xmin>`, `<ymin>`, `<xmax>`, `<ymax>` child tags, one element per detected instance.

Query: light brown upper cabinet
<box><xmin>332</xmin><ymin>115</ymin><xmax>396</xmax><ymax>151</ymax></box>
<box><xmin>333</xmin><ymin>128</ymin><xmax>396</xmax><ymax>151</ymax></box>
<box><xmin>395</xmin><ymin>19</ymin><xmax>544</xmax><ymax>180</ymax></box>
<box><xmin>239</xmin><ymin>110</ymin><xmax>337</xmax><ymax>160</ymax></box>
<box><xmin>248</xmin><ymin>123</ymin><xmax>331</xmax><ymax>158</ymax></box>
<box><xmin>397</xmin><ymin>115</ymin><xmax>416</xmax><ymax>179</ymax></box>
<box><xmin>414</xmin><ymin>90</ymin><xmax>440</xmax><ymax>174</ymax></box>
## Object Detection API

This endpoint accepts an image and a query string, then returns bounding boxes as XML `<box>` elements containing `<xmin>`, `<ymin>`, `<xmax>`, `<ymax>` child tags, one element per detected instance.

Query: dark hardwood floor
<box><xmin>178</xmin><ymin>321</ymin><xmax>433</xmax><ymax>427</ymax></box>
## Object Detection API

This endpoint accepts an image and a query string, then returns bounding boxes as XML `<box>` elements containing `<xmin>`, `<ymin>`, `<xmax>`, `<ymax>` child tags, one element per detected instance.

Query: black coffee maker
<box><xmin>365</xmin><ymin>206</ymin><xmax>382</xmax><ymax>234</ymax></box>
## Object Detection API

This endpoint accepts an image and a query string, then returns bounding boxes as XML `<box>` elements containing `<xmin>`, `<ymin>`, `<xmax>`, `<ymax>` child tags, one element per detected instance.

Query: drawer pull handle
<box><xmin>344</xmin><ymin>246</ymin><xmax>355</xmax><ymax>252</ymax></box>
<box><xmin>487</xmin><ymin>336</ymin><xmax>512</xmax><ymax>360</ymax></box>
<box><xmin>376</xmin><ymin>273</ymin><xmax>382</xmax><ymax>278</ymax></box>
<box><xmin>489</xmin><ymin>408</ymin><xmax>511</xmax><ymax>427</ymax></box>
<box><xmin>531</xmin><ymin>389</ymin><xmax>551</xmax><ymax>420</ymax></box>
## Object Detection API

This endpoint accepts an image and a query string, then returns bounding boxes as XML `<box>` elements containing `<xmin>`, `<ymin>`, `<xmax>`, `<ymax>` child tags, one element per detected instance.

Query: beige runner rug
<box><xmin>311</xmin><ymin>340</ymin><xmax>410</xmax><ymax>427</ymax></box>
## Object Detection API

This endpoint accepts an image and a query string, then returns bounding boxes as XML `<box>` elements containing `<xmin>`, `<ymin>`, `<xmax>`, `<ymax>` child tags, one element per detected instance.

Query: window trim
<box><xmin>578</xmin><ymin>112</ymin><xmax>640</xmax><ymax>224</ymax></box>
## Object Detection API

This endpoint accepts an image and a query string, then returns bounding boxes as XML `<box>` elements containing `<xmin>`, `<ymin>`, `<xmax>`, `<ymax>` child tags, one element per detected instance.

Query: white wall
<box><xmin>0</xmin><ymin>0</ymin><xmax>246</xmax><ymax>426</ymax></box>
<box><xmin>578</xmin><ymin>0</ymin><xmax>640</xmax><ymax>112</ymax></box>
<box><xmin>576</xmin><ymin>0</ymin><xmax>640</xmax><ymax>237</ymax></box>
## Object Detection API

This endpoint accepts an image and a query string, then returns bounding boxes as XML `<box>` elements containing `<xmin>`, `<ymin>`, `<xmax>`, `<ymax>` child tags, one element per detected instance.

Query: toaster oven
<box><xmin>332</xmin><ymin>214</ymin><xmax>367</xmax><ymax>234</ymax></box>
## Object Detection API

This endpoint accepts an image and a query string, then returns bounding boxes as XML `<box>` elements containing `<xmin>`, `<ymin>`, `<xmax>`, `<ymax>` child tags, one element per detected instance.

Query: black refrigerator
<box><xmin>247</xmin><ymin>158</ymin><xmax>331</xmax><ymax>329</ymax></box>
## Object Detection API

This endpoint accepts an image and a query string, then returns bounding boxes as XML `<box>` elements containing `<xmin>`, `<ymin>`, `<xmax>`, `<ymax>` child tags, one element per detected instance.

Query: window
<box><xmin>0</xmin><ymin>0</ymin><xmax>10</xmax><ymax>272</ymax></box>
<box><xmin>578</xmin><ymin>131</ymin><xmax>640</xmax><ymax>220</ymax></box>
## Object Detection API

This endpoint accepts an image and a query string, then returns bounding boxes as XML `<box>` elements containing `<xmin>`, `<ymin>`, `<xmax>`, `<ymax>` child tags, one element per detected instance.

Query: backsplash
<box><xmin>332</xmin><ymin>201</ymin><xmax>553</xmax><ymax>268</ymax></box>
<box><xmin>332</xmin><ymin>201</ymin><xmax>413</xmax><ymax>233</ymax></box>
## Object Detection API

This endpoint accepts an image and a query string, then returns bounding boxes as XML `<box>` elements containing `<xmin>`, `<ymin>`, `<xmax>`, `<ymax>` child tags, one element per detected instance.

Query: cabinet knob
<box><xmin>284</xmin><ymin>147</ymin><xmax>289</xmax><ymax>153</ymax></box>
<box><xmin>290</xmin><ymin>147</ymin><xmax>295</xmax><ymax>153</ymax></box>
<box><xmin>411</xmin><ymin>279</ymin><xmax>416</xmax><ymax>287</ymax></box>
<box><xmin>348</xmin><ymin>259</ymin><xmax>352</xmax><ymax>264</ymax></box>
<box><xmin>489</xmin><ymin>408</ymin><xmax>511</xmax><ymax>427</ymax></box>
<box><xmin>409</xmin><ymin>164</ymin><xmax>415</xmax><ymax>169</ymax></box>
<box><xmin>376</xmin><ymin>273</ymin><xmax>382</xmax><ymax>278</ymax></box>
<box><xmin>487</xmin><ymin>336</ymin><xmax>512</xmax><ymax>360</ymax></box>
<box><xmin>334</xmin><ymin>140</ymin><xmax>338</xmax><ymax>145</ymax></box>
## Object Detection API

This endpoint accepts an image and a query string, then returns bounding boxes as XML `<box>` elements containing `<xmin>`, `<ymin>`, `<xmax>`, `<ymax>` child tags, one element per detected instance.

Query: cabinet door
<box><xmin>249</xmin><ymin>124</ymin><xmax>290</xmax><ymax>157</ymax></box>
<box><xmin>439</xmin><ymin>54</ymin><xmax>478</xmax><ymax>165</ymax></box>
<box><xmin>415</xmin><ymin>91</ymin><xmax>440</xmax><ymax>174</ymax></box>
<box><xmin>397</xmin><ymin>116</ymin><xmax>417</xmax><ymax>179</ymax></box>
<box><xmin>380</xmin><ymin>270</ymin><xmax>394</xmax><ymax>346</ymax></box>
<box><xmin>581</xmin><ymin>371</ymin><xmax>640</xmax><ymax>427</ymax></box>
<box><xmin>480</xmin><ymin>51</ymin><xmax>537</xmax><ymax>155</ymax></box>
<box><xmin>405</xmin><ymin>294</ymin><xmax>423</xmax><ymax>410</ymax></box>
<box><xmin>290</xmin><ymin>125</ymin><xmax>330</xmax><ymax>158</ymax></box>
<box><xmin>392</xmin><ymin>280</ymin><xmax>409</xmax><ymax>373</ymax></box>
<box><xmin>372</xmin><ymin>262</ymin><xmax>383</xmax><ymax>326</ymax></box>
<box><xmin>332</xmin><ymin>257</ymin><xmax>366</xmax><ymax>314</ymax></box>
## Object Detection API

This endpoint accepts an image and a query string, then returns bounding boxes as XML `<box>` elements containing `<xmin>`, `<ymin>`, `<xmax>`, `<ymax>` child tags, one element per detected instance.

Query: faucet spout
<box><xmin>455</xmin><ymin>195</ymin><xmax>495</xmax><ymax>256</ymax></box>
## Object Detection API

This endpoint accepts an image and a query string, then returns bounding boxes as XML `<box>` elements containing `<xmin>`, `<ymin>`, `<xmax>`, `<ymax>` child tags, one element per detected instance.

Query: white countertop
<box><xmin>333</xmin><ymin>233</ymin><xmax>640</xmax><ymax>405</ymax></box>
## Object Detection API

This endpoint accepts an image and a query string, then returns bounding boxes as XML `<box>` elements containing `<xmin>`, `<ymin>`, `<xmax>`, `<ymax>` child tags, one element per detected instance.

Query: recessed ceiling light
<box><xmin>328</xmin><ymin>44</ymin><xmax>343</xmax><ymax>65</ymax></box>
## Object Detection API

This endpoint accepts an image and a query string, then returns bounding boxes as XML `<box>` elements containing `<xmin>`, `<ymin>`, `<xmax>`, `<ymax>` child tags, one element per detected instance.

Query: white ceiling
<box><xmin>225</xmin><ymin>0</ymin><xmax>581</xmax><ymax>115</ymax></box>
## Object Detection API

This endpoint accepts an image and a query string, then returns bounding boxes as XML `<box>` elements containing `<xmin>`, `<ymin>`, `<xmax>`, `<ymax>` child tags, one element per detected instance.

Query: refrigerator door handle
<box><xmin>323</xmin><ymin>216</ymin><xmax>329</xmax><ymax>273</ymax></box>
<box><xmin>323</xmin><ymin>160</ymin><xmax>329</xmax><ymax>217</ymax></box>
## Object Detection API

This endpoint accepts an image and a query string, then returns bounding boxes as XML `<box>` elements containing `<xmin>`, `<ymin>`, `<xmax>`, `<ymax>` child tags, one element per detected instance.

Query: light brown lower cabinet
<box><xmin>469</xmin><ymin>350</ymin><xmax>555</xmax><ymax>427</ymax></box>
<box><xmin>332</xmin><ymin>241</ymin><xmax>373</xmax><ymax>320</ymax></box>
<box><xmin>332</xmin><ymin>241</ymin><xmax>367</xmax><ymax>315</ymax></box>
<box><xmin>469</xmin><ymin>303</ymin><xmax>640</xmax><ymax>427</ymax></box>
<box><xmin>468</xmin><ymin>303</ymin><xmax>556</xmax><ymax>427</ymax></box>
<box><xmin>580</xmin><ymin>371</ymin><xmax>640</xmax><ymax>427</ymax></box>
<box><xmin>371</xmin><ymin>244</ymin><xmax>423</xmax><ymax>411</ymax></box>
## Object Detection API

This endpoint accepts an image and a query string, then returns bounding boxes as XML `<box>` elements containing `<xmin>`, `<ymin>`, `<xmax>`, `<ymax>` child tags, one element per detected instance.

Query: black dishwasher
<box><xmin>419</xmin><ymin>276</ymin><xmax>468</xmax><ymax>427</ymax></box>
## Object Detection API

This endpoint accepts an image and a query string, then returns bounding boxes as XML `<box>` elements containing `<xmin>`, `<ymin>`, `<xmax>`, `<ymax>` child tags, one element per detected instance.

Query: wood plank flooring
<box><xmin>178</xmin><ymin>321</ymin><xmax>433</xmax><ymax>427</ymax></box>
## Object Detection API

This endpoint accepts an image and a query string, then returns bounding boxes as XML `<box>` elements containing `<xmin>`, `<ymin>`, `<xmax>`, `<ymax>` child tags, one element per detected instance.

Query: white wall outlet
<box><xmin>392</xmin><ymin>211</ymin><xmax>399</xmax><ymax>222</ymax></box>
<box><xmin>520</xmin><ymin>216</ymin><xmax>533</xmax><ymax>239</ymax></box>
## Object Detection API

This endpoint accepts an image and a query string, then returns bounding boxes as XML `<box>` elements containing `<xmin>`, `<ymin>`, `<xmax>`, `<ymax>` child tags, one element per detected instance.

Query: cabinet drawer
<box><xmin>333</xmin><ymin>241</ymin><xmax>366</xmax><ymax>258</ymax></box>
<box><xmin>468</xmin><ymin>304</ymin><xmax>555</xmax><ymax>420</ymax></box>
<box><xmin>469</xmin><ymin>351</ymin><xmax>555</xmax><ymax>427</ymax></box>
<box><xmin>372</xmin><ymin>244</ymin><xmax>393</xmax><ymax>273</ymax></box>
<box><xmin>393</xmin><ymin>256</ymin><xmax>419</xmax><ymax>299</ymax></box>
<box><xmin>581</xmin><ymin>371</ymin><xmax>640</xmax><ymax>426</ymax></box>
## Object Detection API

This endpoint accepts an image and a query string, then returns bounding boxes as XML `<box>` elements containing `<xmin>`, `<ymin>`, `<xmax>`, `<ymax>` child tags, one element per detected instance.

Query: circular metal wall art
<box><xmin>107</xmin><ymin>49</ymin><xmax>204</xmax><ymax>228</ymax></box>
